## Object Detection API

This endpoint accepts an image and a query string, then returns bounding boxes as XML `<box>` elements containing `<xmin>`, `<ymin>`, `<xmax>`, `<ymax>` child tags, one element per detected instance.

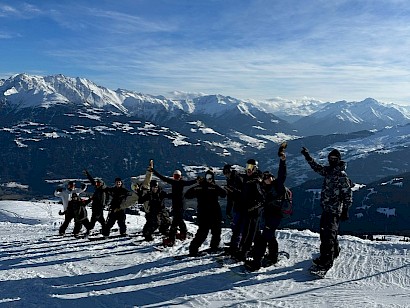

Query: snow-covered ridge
<box><xmin>0</xmin><ymin>73</ymin><xmax>267</xmax><ymax>119</ymax></box>
<box><xmin>2</xmin><ymin>73</ymin><xmax>410</xmax><ymax>124</ymax></box>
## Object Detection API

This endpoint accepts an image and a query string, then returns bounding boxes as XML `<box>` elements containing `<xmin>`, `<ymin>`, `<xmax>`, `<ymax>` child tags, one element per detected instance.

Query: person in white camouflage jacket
<box><xmin>301</xmin><ymin>147</ymin><xmax>353</xmax><ymax>270</ymax></box>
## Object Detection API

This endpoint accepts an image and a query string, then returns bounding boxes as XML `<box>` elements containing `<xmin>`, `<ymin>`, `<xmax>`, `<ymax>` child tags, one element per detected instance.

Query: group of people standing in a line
<box><xmin>54</xmin><ymin>143</ymin><xmax>352</xmax><ymax>272</ymax></box>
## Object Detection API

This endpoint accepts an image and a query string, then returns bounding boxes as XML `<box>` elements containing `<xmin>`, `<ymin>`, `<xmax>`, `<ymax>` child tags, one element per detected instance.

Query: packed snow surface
<box><xmin>0</xmin><ymin>200</ymin><xmax>409</xmax><ymax>307</ymax></box>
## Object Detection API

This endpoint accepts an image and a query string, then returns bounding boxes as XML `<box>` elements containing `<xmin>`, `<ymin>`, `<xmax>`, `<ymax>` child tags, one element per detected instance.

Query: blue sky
<box><xmin>1</xmin><ymin>0</ymin><xmax>410</xmax><ymax>105</ymax></box>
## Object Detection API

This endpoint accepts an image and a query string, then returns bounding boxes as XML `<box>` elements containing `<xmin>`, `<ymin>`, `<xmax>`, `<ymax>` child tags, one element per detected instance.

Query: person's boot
<box><xmin>244</xmin><ymin>259</ymin><xmax>261</xmax><ymax>272</ymax></box>
<box><xmin>162</xmin><ymin>237</ymin><xmax>175</xmax><ymax>247</ymax></box>
<box><xmin>176</xmin><ymin>232</ymin><xmax>187</xmax><ymax>240</ymax></box>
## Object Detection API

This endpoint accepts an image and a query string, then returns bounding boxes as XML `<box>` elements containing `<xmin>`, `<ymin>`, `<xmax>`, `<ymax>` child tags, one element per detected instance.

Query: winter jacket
<box><xmin>307</xmin><ymin>159</ymin><xmax>353</xmax><ymax>215</ymax></box>
<box><xmin>138</xmin><ymin>188</ymin><xmax>170</xmax><ymax>215</ymax></box>
<box><xmin>240</xmin><ymin>171</ymin><xmax>265</xmax><ymax>212</ymax></box>
<box><xmin>152</xmin><ymin>169</ymin><xmax>197</xmax><ymax>210</ymax></box>
<box><xmin>70</xmin><ymin>198</ymin><xmax>88</xmax><ymax>222</ymax></box>
<box><xmin>106</xmin><ymin>185</ymin><xmax>129</xmax><ymax>211</ymax></box>
<box><xmin>225</xmin><ymin>170</ymin><xmax>243</xmax><ymax>215</ymax></box>
<box><xmin>263</xmin><ymin>158</ymin><xmax>287</xmax><ymax>218</ymax></box>
<box><xmin>185</xmin><ymin>181</ymin><xmax>227</xmax><ymax>216</ymax></box>
<box><xmin>84</xmin><ymin>171</ymin><xmax>107</xmax><ymax>211</ymax></box>
<box><xmin>54</xmin><ymin>185</ymin><xmax>87</xmax><ymax>211</ymax></box>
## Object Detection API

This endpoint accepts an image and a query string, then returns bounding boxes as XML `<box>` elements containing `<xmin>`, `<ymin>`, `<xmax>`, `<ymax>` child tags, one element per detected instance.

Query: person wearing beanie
<box><xmin>138</xmin><ymin>179</ymin><xmax>172</xmax><ymax>241</ymax></box>
<box><xmin>301</xmin><ymin>146</ymin><xmax>353</xmax><ymax>273</ymax></box>
<box><xmin>185</xmin><ymin>169</ymin><xmax>226</xmax><ymax>256</ymax></box>
<box><xmin>228</xmin><ymin>158</ymin><xmax>264</xmax><ymax>261</ymax></box>
<box><xmin>54</xmin><ymin>180</ymin><xmax>87</xmax><ymax>236</ymax></box>
<box><xmin>245</xmin><ymin>146</ymin><xmax>287</xmax><ymax>272</ymax></box>
<box><xmin>84</xmin><ymin>170</ymin><xmax>108</xmax><ymax>235</ymax></box>
<box><xmin>104</xmin><ymin>177</ymin><xmax>129</xmax><ymax>237</ymax></box>
<box><xmin>152</xmin><ymin>166</ymin><xmax>197</xmax><ymax>246</ymax></box>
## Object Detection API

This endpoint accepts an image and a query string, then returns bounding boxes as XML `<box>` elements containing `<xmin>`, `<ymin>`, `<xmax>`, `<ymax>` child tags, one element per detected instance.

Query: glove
<box><xmin>58</xmin><ymin>210</ymin><xmax>66</xmax><ymax>216</ymax></box>
<box><xmin>278</xmin><ymin>141</ymin><xmax>287</xmax><ymax>157</ymax></box>
<box><xmin>81</xmin><ymin>183</ymin><xmax>87</xmax><ymax>190</ymax></box>
<box><xmin>340</xmin><ymin>208</ymin><xmax>349</xmax><ymax>221</ymax></box>
<box><xmin>301</xmin><ymin>147</ymin><xmax>312</xmax><ymax>161</ymax></box>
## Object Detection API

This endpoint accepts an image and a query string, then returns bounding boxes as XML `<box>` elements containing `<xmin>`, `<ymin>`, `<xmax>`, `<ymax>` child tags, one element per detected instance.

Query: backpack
<box><xmin>280</xmin><ymin>187</ymin><xmax>293</xmax><ymax>219</ymax></box>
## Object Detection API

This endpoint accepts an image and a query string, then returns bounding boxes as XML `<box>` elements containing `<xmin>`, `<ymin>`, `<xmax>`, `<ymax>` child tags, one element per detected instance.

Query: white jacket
<box><xmin>54</xmin><ymin>185</ymin><xmax>87</xmax><ymax>211</ymax></box>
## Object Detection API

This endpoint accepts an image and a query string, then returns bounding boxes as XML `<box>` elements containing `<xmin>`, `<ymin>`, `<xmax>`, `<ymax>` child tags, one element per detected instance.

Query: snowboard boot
<box><xmin>244</xmin><ymin>259</ymin><xmax>261</xmax><ymax>272</ymax></box>
<box><xmin>162</xmin><ymin>237</ymin><xmax>175</xmax><ymax>247</ymax></box>
<box><xmin>176</xmin><ymin>232</ymin><xmax>187</xmax><ymax>241</ymax></box>
<box><xmin>144</xmin><ymin>234</ymin><xmax>154</xmax><ymax>242</ymax></box>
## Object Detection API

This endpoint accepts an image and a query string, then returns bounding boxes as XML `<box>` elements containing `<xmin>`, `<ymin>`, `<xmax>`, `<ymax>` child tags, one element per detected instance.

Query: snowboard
<box><xmin>88</xmin><ymin>234</ymin><xmax>129</xmax><ymax>241</ymax></box>
<box><xmin>216</xmin><ymin>251</ymin><xmax>290</xmax><ymax>276</ymax></box>
<box><xmin>119</xmin><ymin>190</ymin><xmax>139</xmax><ymax>210</ymax></box>
<box><xmin>309</xmin><ymin>263</ymin><xmax>331</xmax><ymax>279</ymax></box>
<box><xmin>173</xmin><ymin>247</ymin><xmax>225</xmax><ymax>260</ymax></box>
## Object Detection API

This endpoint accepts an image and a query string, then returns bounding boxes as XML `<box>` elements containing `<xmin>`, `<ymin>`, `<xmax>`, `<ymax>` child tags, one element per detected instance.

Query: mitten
<box><xmin>278</xmin><ymin>141</ymin><xmax>287</xmax><ymax>157</ymax></box>
<box><xmin>340</xmin><ymin>208</ymin><xmax>349</xmax><ymax>221</ymax></box>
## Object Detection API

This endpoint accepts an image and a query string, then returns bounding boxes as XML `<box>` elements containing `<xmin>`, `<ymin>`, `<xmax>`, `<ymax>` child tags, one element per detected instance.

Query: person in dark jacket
<box><xmin>230</xmin><ymin>159</ymin><xmax>264</xmax><ymax>261</ymax></box>
<box><xmin>223</xmin><ymin>164</ymin><xmax>243</xmax><ymax>221</ymax></box>
<box><xmin>54</xmin><ymin>181</ymin><xmax>87</xmax><ymax>235</ymax></box>
<box><xmin>138</xmin><ymin>180</ymin><xmax>172</xmax><ymax>241</ymax></box>
<box><xmin>301</xmin><ymin>147</ymin><xmax>353</xmax><ymax>270</ymax></box>
<box><xmin>185</xmin><ymin>170</ymin><xmax>227</xmax><ymax>256</ymax></box>
<box><xmin>245</xmin><ymin>149</ymin><xmax>287</xmax><ymax>271</ymax></box>
<box><xmin>84</xmin><ymin>170</ymin><xmax>107</xmax><ymax>234</ymax></box>
<box><xmin>152</xmin><ymin>168</ymin><xmax>197</xmax><ymax>246</ymax></box>
<box><xmin>69</xmin><ymin>193</ymin><xmax>92</xmax><ymax>237</ymax></box>
<box><xmin>103</xmin><ymin>177</ymin><xmax>129</xmax><ymax>237</ymax></box>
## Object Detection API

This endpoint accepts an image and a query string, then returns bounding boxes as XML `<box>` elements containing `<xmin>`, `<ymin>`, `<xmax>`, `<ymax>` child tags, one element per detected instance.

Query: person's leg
<box><xmin>117</xmin><ymin>211</ymin><xmax>127</xmax><ymax>235</ymax></box>
<box><xmin>103</xmin><ymin>212</ymin><xmax>116</xmax><ymax>236</ymax></box>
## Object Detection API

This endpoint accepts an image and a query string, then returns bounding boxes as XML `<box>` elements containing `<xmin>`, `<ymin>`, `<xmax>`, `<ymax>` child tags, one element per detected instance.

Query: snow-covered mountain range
<box><xmin>0</xmin><ymin>73</ymin><xmax>410</xmax><ymax>234</ymax></box>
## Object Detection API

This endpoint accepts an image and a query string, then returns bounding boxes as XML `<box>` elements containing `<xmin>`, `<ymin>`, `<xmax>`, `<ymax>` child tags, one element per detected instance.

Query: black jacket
<box><xmin>153</xmin><ymin>169</ymin><xmax>197</xmax><ymax>210</ymax></box>
<box><xmin>106</xmin><ymin>185</ymin><xmax>129</xmax><ymax>211</ymax></box>
<box><xmin>138</xmin><ymin>188</ymin><xmax>171</xmax><ymax>215</ymax></box>
<box><xmin>185</xmin><ymin>181</ymin><xmax>226</xmax><ymax>216</ymax></box>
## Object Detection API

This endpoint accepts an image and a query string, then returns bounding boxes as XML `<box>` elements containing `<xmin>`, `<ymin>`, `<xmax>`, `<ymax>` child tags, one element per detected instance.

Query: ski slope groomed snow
<box><xmin>0</xmin><ymin>200</ymin><xmax>409</xmax><ymax>308</ymax></box>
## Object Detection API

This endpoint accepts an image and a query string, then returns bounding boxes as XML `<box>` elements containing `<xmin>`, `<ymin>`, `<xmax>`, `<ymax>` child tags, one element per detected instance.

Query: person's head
<box><xmin>150</xmin><ymin>180</ymin><xmax>159</xmax><ymax>192</ymax></box>
<box><xmin>246</xmin><ymin>159</ymin><xmax>258</xmax><ymax>176</ymax></box>
<box><xmin>222</xmin><ymin>164</ymin><xmax>232</xmax><ymax>178</ymax></box>
<box><xmin>328</xmin><ymin>149</ymin><xmax>341</xmax><ymax>167</ymax></box>
<box><xmin>262</xmin><ymin>171</ymin><xmax>275</xmax><ymax>185</ymax></box>
<box><xmin>95</xmin><ymin>178</ymin><xmax>103</xmax><ymax>187</ymax></box>
<box><xmin>115</xmin><ymin>177</ymin><xmax>123</xmax><ymax>187</ymax></box>
<box><xmin>71</xmin><ymin>192</ymin><xmax>79</xmax><ymax>201</ymax></box>
<box><xmin>67</xmin><ymin>181</ymin><xmax>75</xmax><ymax>190</ymax></box>
<box><xmin>205</xmin><ymin>170</ymin><xmax>215</xmax><ymax>183</ymax></box>
<box><xmin>173</xmin><ymin>170</ymin><xmax>182</xmax><ymax>181</ymax></box>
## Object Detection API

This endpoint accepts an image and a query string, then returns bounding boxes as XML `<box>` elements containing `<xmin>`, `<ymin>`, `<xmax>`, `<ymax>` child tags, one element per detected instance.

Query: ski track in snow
<box><xmin>0</xmin><ymin>201</ymin><xmax>409</xmax><ymax>308</ymax></box>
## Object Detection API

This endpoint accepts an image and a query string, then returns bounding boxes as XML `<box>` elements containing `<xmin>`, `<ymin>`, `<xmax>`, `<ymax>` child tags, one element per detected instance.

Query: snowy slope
<box><xmin>0</xmin><ymin>200</ymin><xmax>409</xmax><ymax>307</ymax></box>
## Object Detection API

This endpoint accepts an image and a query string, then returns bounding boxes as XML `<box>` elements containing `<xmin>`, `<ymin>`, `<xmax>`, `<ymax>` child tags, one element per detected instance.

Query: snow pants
<box><xmin>59</xmin><ymin>207</ymin><xmax>82</xmax><ymax>235</ymax></box>
<box><xmin>319</xmin><ymin>211</ymin><xmax>341</xmax><ymax>266</ymax></box>
<box><xmin>89</xmin><ymin>206</ymin><xmax>106</xmax><ymax>232</ymax></box>
<box><xmin>168</xmin><ymin>208</ymin><xmax>187</xmax><ymax>241</ymax></box>
<box><xmin>252</xmin><ymin>215</ymin><xmax>281</xmax><ymax>265</ymax></box>
<box><xmin>189</xmin><ymin>209</ymin><xmax>222</xmax><ymax>254</ymax></box>
<box><xmin>103</xmin><ymin>209</ymin><xmax>126</xmax><ymax>236</ymax></box>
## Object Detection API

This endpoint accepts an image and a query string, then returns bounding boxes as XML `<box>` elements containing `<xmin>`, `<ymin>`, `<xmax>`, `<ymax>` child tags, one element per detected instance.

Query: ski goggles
<box><xmin>328</xmin><ymin>156</ymin><xmax>340</xmax><ymax>162</ymax></box>
<box><xmin>246</xmin><ymin>163</ymin><xmax>256</xmax><ymax>171</ymax></box>
<box><xmin>205</xmin><ymin>174</ymin><xmax>213</xmax><ymax>181</ymax></box>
